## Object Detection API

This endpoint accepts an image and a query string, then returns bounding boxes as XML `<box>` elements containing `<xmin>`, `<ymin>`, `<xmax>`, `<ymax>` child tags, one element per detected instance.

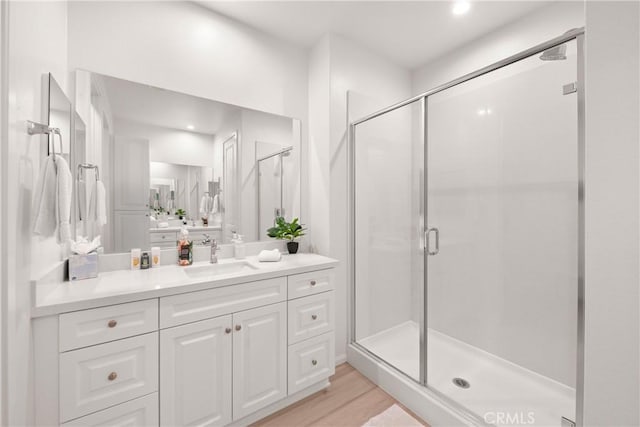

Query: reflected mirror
<box><xmin>73</xmin><ymin>71</ymin><xmax>301</xmax><ymax>254</ymax></box>
<box><xmin>47</xmin><ymin>73</ymin><xmax>71</xmax><ymax>159</ymax></box>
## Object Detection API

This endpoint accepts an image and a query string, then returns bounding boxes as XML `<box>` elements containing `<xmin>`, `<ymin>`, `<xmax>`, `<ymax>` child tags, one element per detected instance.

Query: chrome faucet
<box><xmin>202</xmin><ymin>234</ymin><xmax>211</xmax><ymax>245</ymax></box>
<box><xmin>210</xmin><ymin>239</ymin><xmax>218</xmax><ymax>264</ymax></box>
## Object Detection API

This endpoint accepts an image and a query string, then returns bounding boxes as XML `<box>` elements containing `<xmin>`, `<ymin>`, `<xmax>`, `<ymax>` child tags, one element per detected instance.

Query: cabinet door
<box><xmin>232</xmin><ymin>302</ymin><xmax>287</xmax><ymax>420</ymax></box>
<box><xmin>160</xmin><ymin>315</ymin><xmax>232</xmax><ymax>427</ymax></box>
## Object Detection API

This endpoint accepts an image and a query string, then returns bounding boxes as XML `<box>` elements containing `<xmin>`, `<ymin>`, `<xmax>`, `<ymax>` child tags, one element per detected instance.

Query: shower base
<box><xmin>358</xmin><ymin>321</ymin><xmax>575</xmax><ymax>426</ymax></box>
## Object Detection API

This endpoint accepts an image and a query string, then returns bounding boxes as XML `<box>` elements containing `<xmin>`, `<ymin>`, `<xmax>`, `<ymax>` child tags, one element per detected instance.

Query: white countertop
<box><xmin>33</xmin><ymin>253</ymin><xmax>338</xmax><ymax>318</ymax></box>
<box><xmin>149</xmin><ymin>225</ymin><xmax>222</xmax><ymax>233</ymax></box>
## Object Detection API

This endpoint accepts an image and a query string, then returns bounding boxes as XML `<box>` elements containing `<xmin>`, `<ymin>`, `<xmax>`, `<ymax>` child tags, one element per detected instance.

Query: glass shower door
<box><xmin>353</xmin><ymin>99</ymin><xmax>424</xmax><ymax>381</ymax></box>
<box><xmin>425</xmin><ymin>40</ymin><xmax>578</xmax><ymax>426</ymax></box>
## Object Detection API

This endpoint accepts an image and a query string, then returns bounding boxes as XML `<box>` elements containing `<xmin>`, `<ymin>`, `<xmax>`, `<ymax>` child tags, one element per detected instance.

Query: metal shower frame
<box><xmin>348</xmin><ymin>27</ymin><xmax>585</xmax><ymax>425</ymax></box>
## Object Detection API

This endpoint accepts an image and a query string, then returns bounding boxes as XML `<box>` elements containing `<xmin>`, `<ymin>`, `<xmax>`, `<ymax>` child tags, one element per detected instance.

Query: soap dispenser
<box><xmin>234</xmin><ymin>233</ymin><xmax>246</xmax><ymax>259</ymax></box>
<box><xmin>177</xmin><ymin>227</ymin><xmax>193</xmax><ymax>266</ymax></box>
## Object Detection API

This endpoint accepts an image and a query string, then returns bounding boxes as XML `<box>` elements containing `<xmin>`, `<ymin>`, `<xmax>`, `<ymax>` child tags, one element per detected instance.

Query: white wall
<box><xmin>0</xmin><ymin>2</ymin><xmax>7</xmax><ymax>423</ymax></box>
<box><xmin>67</xmin><ymin>1</ymin><xmax>307</xmax><ymax>121</ymax></box>
<box><xmin>582</xmin><ymin>2</ymin><xmax>639</xmax><ymax>425</ymax></box>
<box><xmin>4</xmin><ymin>2</ymin><xmax>68</xmax><ymax>426</ymax></box>
<box><xmin>308</xmin><ymin>33</ymin><xmax>413</xmax><ymax>363</ymax></box>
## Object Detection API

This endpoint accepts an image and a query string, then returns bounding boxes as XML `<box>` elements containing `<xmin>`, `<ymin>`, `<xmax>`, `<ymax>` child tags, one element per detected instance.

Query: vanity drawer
<box><xmin>150</xmin><ymin>231</ymin><xmax>177</xmax><ymax>244</ymax></box>
<box><xmin>160</xmin><ymin>277</ymin><xmax>287</xmax><ymax>328</ymax></box>
<box><xmin>287</xmin><ymin>270</ymin><xmax>334</xmax><ymax>299</ymax></box>
<box><xmin>59</xmin><ymin>299</ymin><xmax>159</xmax><ymax>352</ymax></box>
<box><xmin>61</xmin><ymin>393</ymin><xmax>158</xmax><ymax>426</ymax></box>
<box><xmin>288</xmin><ymin>332</ymin><xmax>335</xmax><ymax>395</ymax></box>
<box><xmin>59</xmin><ymin>332</ymin><xmax>159</xmax><ymax>422</ymax></box>
<box><xmin>288</xmin><ymin>291</ymin><xmax>334</xmax><ymax>344</ymax></box>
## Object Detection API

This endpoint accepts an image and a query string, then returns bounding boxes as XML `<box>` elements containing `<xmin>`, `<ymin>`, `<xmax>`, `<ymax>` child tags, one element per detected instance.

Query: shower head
<box><xmin>539</xmin><ymin>44</ymin><xmax>567</xmax><ymax>61</ymax></box>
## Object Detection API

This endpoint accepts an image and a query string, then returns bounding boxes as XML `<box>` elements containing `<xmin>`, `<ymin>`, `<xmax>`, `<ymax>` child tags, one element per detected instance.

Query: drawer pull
<box><xmin>107</xmin><ymin>320</ymin><xmax>118</xmax><ymax>328</ymax></box>
<box><xmin>310</xmin><ymin>280</ymin><xmax>316</xmax><ymax>286</ymax></box>
<box><xmin>311</xmin><ymin>359</ymin><xmax>318</xmax><ymax>366</ymax></box>
<box><xmin>235</xmin><ymin>325</ymin><xmax>242</xmax><ymax>331</ymax></box>
<box><xmin>107</xmin><ymin>372</ymin><xmax>118</xmax><ymax>381</ymax></box>
<box><xmin>225</xmin><ymin>327</ymin><xmax>232</xmax><ymax>334</ymax></box>
<box><xmin>311</xmin><ymin>314</ymin><xmax>318</xmax><ymax>320</ymax></box>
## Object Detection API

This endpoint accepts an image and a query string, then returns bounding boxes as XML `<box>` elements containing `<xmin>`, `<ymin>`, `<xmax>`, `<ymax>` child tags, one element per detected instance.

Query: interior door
<box><xmin>222</xmin><ymin>133</ymin><xmax>239</xmax><ymax>243</ymax></box>
<box><xmin>232</xmin><ymin>302</ymin><xmax>287</xmax><ymax>421</ymax></box>
<box><xmin>425</xmin><ymin>40</ymin><xmax>579</xmax><ymax>425</ymax></box>
<box><xmin>113</xmin><ymin>137</ymin><xmax>150</xmax><ymax>251</ymax></box>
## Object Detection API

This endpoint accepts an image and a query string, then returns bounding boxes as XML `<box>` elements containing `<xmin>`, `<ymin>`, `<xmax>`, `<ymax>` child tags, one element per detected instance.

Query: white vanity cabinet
<box><xmin>33</xmin><ymin>260</ymin><xmax>336</xmax><ymax>427</ymax></box>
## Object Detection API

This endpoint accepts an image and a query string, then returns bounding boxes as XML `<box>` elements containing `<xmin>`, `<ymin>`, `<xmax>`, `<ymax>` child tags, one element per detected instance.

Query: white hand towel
<box><xmin>33</xmin><ymin>155</ymin><xmax>58</xmax><ymax>238</ymax></box>
<box><xmin>199</xmin><ymin>194</ymin><xmax>213</xmax><ymax>217</ymax></box>
<box><xmin>257</xmin><ymin>248</ymin><xmax>281</xmax><ymax>262</ymax></box>
<box><xmin>95</xmin><ymin>180</ymin><xmax>107</xmax><ymax>227</ymax></box>
<box><xmin>55</xmin><ymin>155</ymin><xmax>73</xmax><ymax>243</ymax></box>
<box><xmin>77</xmin><ymin>179</ymin><xmax>87</xmax><ymax>221</ymax></box>
<box><xmin>212</xmin><ymin>194</ymin><xmax>220</xmax><ymax>214</ymax></box>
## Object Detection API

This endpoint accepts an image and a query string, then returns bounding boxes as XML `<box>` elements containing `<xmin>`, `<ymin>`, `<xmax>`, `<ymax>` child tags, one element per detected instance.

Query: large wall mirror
<box><xmin>73</xmin><ymin>70</ymin><xmax>301</xmax><ymax>254</ymax></box>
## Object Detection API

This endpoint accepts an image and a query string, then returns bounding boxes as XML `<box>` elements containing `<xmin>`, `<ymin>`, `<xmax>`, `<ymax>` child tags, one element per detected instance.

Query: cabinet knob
<box><xmin>108</xmin><ymin>372</ymin><xmax>118</xmax><ymax>381</ymax></box>
<box><xmin>235</xmin><ymin>325</ymin><xmax>242</xmax><ymax>331</ymax></box>
<box><xmin>310</xmin><ymin>280</ymin><xmax>316</xmax><ymax>286</ymax></box>
<box><xmin>225</xmin><ymin>327</ymin><xmax>232</xmax><ymax>334</ymax></box>
<box><xmin>311</xmin><ymin>314</ymin><xmax>318</xmax><ymax>320</ymax></box>
<box><xmin>311</xmin><ymin>359</ymin><xmax>318</xmax><ymax>366</ymax></box>
<box><xmin>107</xmin><ymin>320</ymin><xmax>117</xmax><ymax>328</ymax></box>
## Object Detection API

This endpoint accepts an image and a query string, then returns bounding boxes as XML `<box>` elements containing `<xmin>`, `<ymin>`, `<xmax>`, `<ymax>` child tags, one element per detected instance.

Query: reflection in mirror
<box><xmin>72</xmin><ymin>112</ymin><xmax>87</xmax><ymax>240</ymax></box>
<box><xmin>74</xmin><ymin>70</ymin><xmax>301</xmax><ymax>254</ymax></box>
<box><xmin>47</xmin><ymin>73</ymin><xmax>71</xmax><ymax>160</ymax></box>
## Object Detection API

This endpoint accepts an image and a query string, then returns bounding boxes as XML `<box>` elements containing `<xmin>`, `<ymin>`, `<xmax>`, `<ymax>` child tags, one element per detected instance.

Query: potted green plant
<box><xmin>267</xmin><ymin>217</ymin><xmax>306</xmax><ymax>254</ymax></box>
<box><xmin>175</xmin><ymin>208</ymin><xmax>186</xmax><ymax>220</ymax></box>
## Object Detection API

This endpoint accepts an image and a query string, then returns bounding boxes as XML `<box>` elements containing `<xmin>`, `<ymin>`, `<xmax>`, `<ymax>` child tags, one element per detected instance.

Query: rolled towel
<box><xmin>257</xmin><ymin>248</ymin><xmax>281</xmax><ymax>262</ymax></box>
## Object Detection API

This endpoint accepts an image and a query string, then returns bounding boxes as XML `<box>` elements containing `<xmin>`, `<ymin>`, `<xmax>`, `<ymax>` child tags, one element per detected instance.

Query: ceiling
<box><xmin>195</xmin><ymin>1</ymin><xmax>554</xmax><ymax>69</ymax></box>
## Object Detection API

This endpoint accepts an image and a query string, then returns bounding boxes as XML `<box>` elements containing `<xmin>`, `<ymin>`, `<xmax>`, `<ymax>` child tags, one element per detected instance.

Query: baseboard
<box><xmin>335</xmin><ymin>353</ymin><xmax>347</xmax><ymax>365</ymax></box>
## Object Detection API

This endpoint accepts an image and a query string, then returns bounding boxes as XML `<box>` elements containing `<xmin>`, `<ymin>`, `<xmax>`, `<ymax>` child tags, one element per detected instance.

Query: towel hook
<box><xmin>27</xmin><ymin>120</ymin><xmax>62</xmax><ymax>157</ymax></box>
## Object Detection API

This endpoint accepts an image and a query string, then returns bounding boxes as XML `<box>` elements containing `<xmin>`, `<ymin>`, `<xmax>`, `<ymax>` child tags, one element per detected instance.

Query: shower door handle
<box><xmin>426</xmin><ymin>227</ymin><xmax>440</xmax><ymax>255</ymax></box>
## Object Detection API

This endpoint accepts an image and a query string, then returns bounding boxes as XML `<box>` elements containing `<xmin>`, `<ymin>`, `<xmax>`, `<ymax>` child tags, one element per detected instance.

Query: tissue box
<box><xmin>69</xmin><ymin>253</ymin><xmax>99</xmax><ymax>281</ymax></box>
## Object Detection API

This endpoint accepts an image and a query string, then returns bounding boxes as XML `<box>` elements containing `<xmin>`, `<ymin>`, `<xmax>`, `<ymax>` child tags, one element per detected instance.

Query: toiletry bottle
<box><xmin>177</xmin><ymin>227</ymin><xmax>193</xmax><ymax>266</ymax></box>
<box><xmin>140</xmin><ymin>252</ymin><xmax>150</xmax><ymax>269</ymax></box>
<box><xmin>151</xmin><ymin>247</ymin><xmax>161</xmax><ymax>267</ymax></box>
<box><xmin>131</xmin><ymin>248</ymin><xmax>141</xmax><ymax>270</ymax></box>
<box><xmin>234</xmin><ymin>234</ymin><xmax>246</xmax><ymax>259</ymax></box>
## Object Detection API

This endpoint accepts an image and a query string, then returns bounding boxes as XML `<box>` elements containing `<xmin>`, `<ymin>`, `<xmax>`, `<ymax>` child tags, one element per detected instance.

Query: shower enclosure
<box><xmin>350</xmin><ymin>29</ymin><xmax>584</xmax><ymax>426</ymax></box>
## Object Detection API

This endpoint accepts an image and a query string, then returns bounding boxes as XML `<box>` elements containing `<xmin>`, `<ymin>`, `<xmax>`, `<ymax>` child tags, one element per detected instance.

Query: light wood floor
<box><xmin>252</xmin><ymin>363</ymin><xmax>429</xmax><ymax>427</ymax></box>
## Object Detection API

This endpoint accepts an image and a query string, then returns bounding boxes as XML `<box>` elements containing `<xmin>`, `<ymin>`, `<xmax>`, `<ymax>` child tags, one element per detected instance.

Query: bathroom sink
<box><xmin>184</xmin><ymin>261</ymin><xmax>258</xmax><ymax>278</ymax></box>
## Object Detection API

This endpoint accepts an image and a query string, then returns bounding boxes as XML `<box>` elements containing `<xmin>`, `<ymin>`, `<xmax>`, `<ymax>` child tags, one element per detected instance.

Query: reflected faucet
<box><xmin>210</xmin><ymin>239</ymin><xmax>218</xmax><ymax>264</ymax></box>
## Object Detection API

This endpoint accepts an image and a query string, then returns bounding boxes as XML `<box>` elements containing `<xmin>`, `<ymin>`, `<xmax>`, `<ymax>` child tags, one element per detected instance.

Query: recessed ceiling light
<box><xmin>186</xmin><ymin>125</ymin><xmax>194</xmax><ymax>130</ymax></box>
<box><xmin>452</xmin><ymin>1</ymin><xmax>471</xmax><ymax>15</ymax></box>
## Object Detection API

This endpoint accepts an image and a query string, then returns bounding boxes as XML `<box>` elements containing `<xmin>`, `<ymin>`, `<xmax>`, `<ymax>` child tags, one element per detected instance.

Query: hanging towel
<box><xmin>96</xmin><ymin>180</ymin><xmax>107</xmax><ymax>227</ymax></box>
<box><xmin>88</xmin><ymin>179</ymin><xmax>107</xmax><ymax>228</ymax></box>
<box><xmin>199</xmin><ymin>193</ymin><xmax>213</xmax><ymax>217</ymax></box>
<box><xmin>212</xmin><ymin>194</ymin><xmax>220</xmax><ymax>214</ymax></box>
<box><xmin>33</xmin><ymin>154</ymin><xmax>72</xmax><ymax>243</ymax></box>
<box><xmin>77</xmin><ymin>179</ymin><xmax>87</xmax><ymax>221</ymax></box>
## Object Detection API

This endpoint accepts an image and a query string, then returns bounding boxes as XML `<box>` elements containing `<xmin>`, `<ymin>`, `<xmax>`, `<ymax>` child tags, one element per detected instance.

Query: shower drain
<box><xmin>452</xmin><ymin>377</ymin><xmax>470</xmax><ymax>389</ymax></box>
